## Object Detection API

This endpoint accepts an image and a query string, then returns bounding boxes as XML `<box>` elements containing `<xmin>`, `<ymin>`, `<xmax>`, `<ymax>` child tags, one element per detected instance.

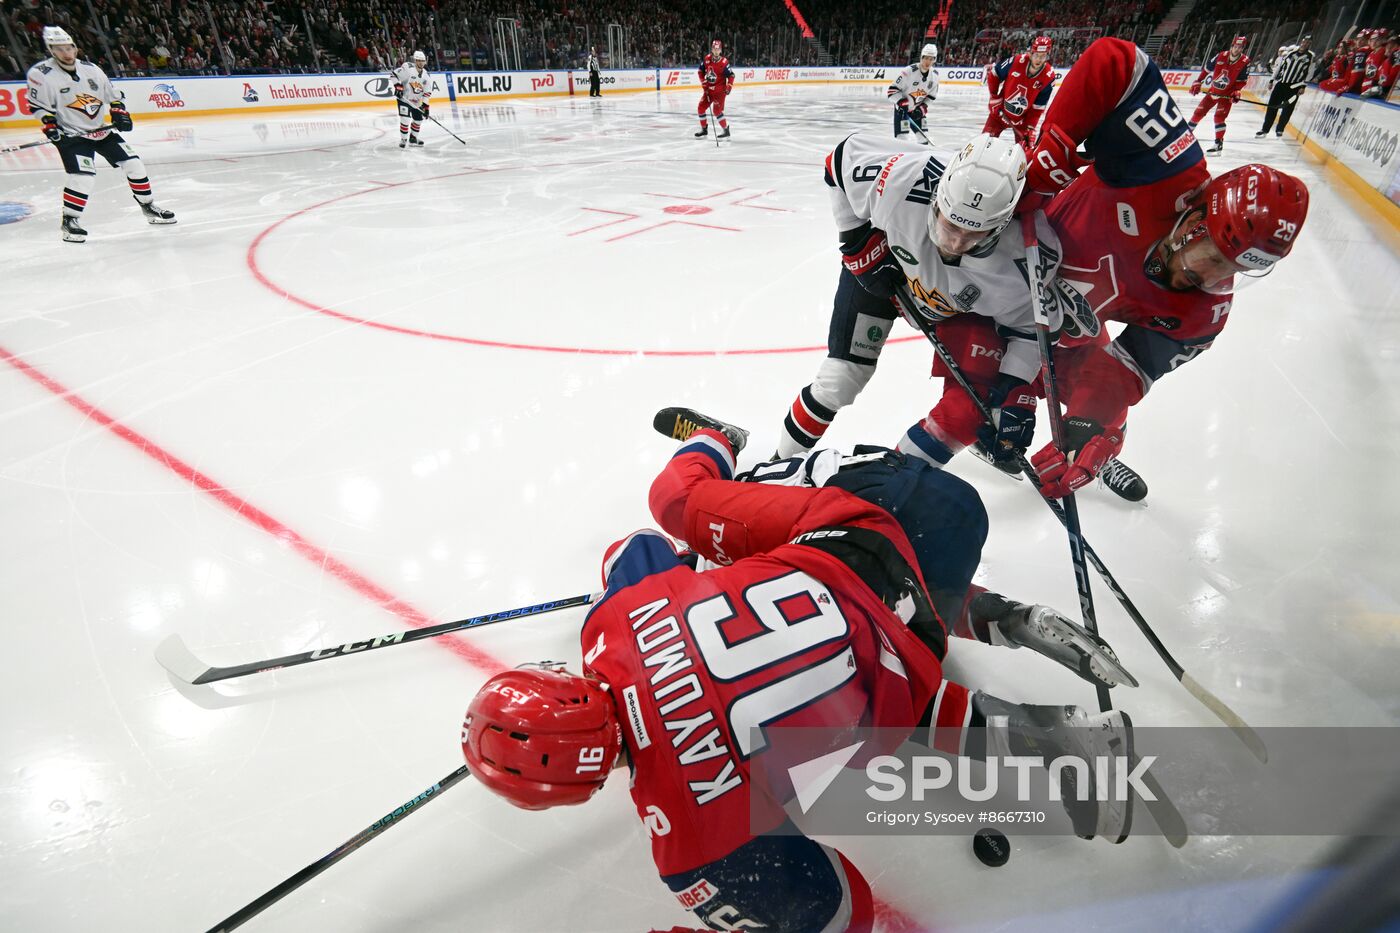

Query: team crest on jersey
<box><xmin>66</xmin><ymin>93</ymin><xmax>103</xmax><ymax>119</ymax></box>
<box><xmin>1059</xmin><ymin>254</ymin><xmax>1121</xmax><ymax>317</ymax></box>
<box><xmin>907</xmin><ymin>280</ymin><xmax>962</xmax><ymax>319</ymax></box>
<box><xmin>1004</xmin><ymin>90</ymin><xmax>1029</xmax><ymax>117</ymax></box>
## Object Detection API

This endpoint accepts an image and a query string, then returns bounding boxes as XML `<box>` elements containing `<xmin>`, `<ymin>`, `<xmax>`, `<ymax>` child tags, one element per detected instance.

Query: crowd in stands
<box><xmin>0</xmin><ymin>0</ymin><xmax>1352</xmax><ymax>81</ymax></box>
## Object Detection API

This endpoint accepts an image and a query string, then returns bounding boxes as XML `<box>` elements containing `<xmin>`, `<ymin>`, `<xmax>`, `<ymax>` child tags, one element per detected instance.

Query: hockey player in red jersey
<box><xmin>984</xmin><ymin>35</ymin><xmax>1057</xmax><ymax>150</ymax></box>
<box><xmin>695</xmin><ymin>39</ymin><xmax>734</xmax><ymax>139</ymax></box>
<box><xmin>1017</xmin><ymin>37</ymin><xmax>1310</xmax><ymax>499</ymax></box>
<box><xmin>462</xmin><ymin>414</ymin><xmax>1137</xmax><ymax>932</ymax></box>
<box><xmin>1318</xmin><ymin>37</ymin><xmax>1356</xmax><ymax>94</ymax></box>
<box><xmin>1188</xmin><ymin>35</ymin><xmax>1251</xmax><ymax>154</ymax></box>
<box><xmin>1360</xmin><ymin>30</ymin><xmax>1394</xmax><ymax>97</ymax></box>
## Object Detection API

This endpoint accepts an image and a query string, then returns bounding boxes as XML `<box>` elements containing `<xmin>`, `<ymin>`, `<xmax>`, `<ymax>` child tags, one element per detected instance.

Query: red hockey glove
<box><xmin>1231</xmin><ymin>91</ymin><xmax>1241</xmax><ymax>102</ymax></box>
<box><xmin>724</xmin><ymin>80</ymin><xmax>733</xmax><ymax>94</ymax></box>
<box><xmin>1189</xmin><ymin>82</ymin><xmax>1202</xmax><ymax>95</ymax></box>
<box><xmin>840</xmin><ymin>223</ymin><xmax>905</xmax><ymax>299</ymax></box>
<box><xmin>1031</xmin><ymin>417</ymin><xmax>1124</xmax><ymax>499</ymax></box>
<box><xmin>109</xmin><ymin>101</ymin><xmax>133</xmax><ymax>132</ymax></box>
<box><xmin>1018</xmin><ymin>123</ymin><xmax>1090</xmax><ymax>212</ymax></box>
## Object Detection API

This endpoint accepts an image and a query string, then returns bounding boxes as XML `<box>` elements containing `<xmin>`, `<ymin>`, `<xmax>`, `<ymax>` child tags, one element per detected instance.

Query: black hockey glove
<box><xmin>839</xmin><ymin>222</ymin><xmax>905</xmax><ymax>299</ymax></box>
<box><xmin>420</xmin><ymin>100</ymin><xmax>429</xmax><ymax>115</ymax></box>
<box><xmin>393</xmin><ymin>83</ymin><xmax>404</xmax><ymax>101</ymax></box>
<box><xmin>41</xmin><ymin>116</ymin><xmax>63</xmax><ymax>144</ymax></box>
<box><xmin>977</xmin><ymin>377</ymin><xmax>1038</xmax><ymax>464</ymax></box>
<box><xmin>110</xmin><ymin>101</ymin><xmax>133</xmax><ymax>131</ymax></box>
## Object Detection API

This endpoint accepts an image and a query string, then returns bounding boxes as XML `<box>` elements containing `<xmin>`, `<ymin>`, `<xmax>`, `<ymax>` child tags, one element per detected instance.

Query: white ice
<box><xmin>2</xmin><ymin>82</ymin><xmax>1398</xmax><ymax>933</ymax></box>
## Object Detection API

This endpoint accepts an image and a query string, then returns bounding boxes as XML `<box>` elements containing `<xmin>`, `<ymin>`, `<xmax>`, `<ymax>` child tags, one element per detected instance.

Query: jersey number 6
<box><xmin>686</xmin><ymin>570</ymin><xmax>856</xmax><ymax>758</ymax></box>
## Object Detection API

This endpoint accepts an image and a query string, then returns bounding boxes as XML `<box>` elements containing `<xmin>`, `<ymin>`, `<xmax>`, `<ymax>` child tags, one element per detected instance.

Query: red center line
<box><xmin>0</xmin><ymin>344</ymin><xmax>506</xmax><ymax>673</ymax></box>
<box><xmin>0</xmin><ymin>343</ymin><xmax>929</xmax><ymax>932</ymax></box>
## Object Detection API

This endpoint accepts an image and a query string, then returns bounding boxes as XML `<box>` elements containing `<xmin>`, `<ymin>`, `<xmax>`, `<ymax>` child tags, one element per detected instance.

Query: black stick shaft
<box><xmin>1020</xmin><ymin>214</ymin><xmax>1112</xmax><ymax>713</ymax></box>
<box><xmin>185</xmin><ymin>592</ymin><xmax>596</xmax><ymax>684</ymax></box>
<box><xmin>206</xmin><ymin>764</ymin><xmax>472</xmax><ymax>932</ymax></box>
<box><xmin>1</xmin><ymin>124</ymin><xmax>114</xmax><ymax>153</ymax></box>
<box><xmin>427</xmin><ymin>112</ymin><xmax>468</xmax><ymax>145</ymax></box>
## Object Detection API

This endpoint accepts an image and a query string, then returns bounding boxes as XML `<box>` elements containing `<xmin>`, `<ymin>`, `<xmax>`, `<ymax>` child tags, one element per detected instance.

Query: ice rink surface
<box><xmin>2</xmin><ymin>81</ymin><xmax>1399</xmax><ymax>932</ymax></box>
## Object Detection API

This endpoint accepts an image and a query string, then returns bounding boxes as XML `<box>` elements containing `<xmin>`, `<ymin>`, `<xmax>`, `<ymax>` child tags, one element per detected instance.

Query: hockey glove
<box><xmin>1231</xmin><ymin>91</ymin><xmax>1241</xmax><ymax>102</ymax></box>
<box><xmin>421</xmin><ymin>101</ymin><xmax>430</xmax><ymax>115</ymax></box>
<box><xmin>1189</xmin><ymin>82</ymin><xmax>1202</xmax><ymax>95</ymax></box>
<box><xmin>110</xmin><ymin>101</ymin><xmax>133</xmax><ymax>132</ymax></box>
<box><xmin>393</xmin><ymin>83</ymin><xmax>404</xmax><ymax>99</ymax></box>
<box><xmin>1019</xmin><ymin>123</ymin><xmax>1090</xmax><ymax>212</ymax></box>
<box><xmin>1031</xmin><ymin>416</ymin><xmax>1124</xmax><ymax>499</ymax></box>
<box><xmin>839</xmin><ymin>223</ymin><xmax>905</xmax><ymax>299</ymax></box>
<box><xmin>41</xmin><ymin>116</ymin><xmax>63</xmax><ymax>144</ymax></box>
<box><xmin>976</xmin><ymin>379</ymin><xmax>1038</xmax><ymax>465</ymax></box>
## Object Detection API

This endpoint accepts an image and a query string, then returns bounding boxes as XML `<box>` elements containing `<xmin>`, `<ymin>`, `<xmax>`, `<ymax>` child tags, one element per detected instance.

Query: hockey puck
<box><xmin>973</xmin><ymin>828</ymin><xmax>1010</xmax><ymax>867</ymax></box>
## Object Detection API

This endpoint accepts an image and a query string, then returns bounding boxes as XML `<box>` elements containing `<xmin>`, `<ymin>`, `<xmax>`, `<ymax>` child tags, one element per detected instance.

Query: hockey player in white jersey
<box><xmin>26</xmin><ymin>26</ymin><xmax>175</xmax><ymax>243</ymax></box>
<box><xmin>887</xmin><ymin>43</ymin><xmax>939</xmax><ymax>139</ymax></box>
<box><xmin>776</xmin><ymin>132</ymin><xmax>1085</xmax><ymax>473</ymax></box>
<box><xmin>391</xmin><ymin>51</ymin><xmax>433</xmax><ymax>148</ymax></box>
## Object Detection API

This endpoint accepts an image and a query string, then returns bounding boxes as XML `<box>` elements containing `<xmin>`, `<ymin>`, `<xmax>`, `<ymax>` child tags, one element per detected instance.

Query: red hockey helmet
<box><xmin>1165</xmin><ymin>164</ymin><xmax>1309</xmax><ymax>294</ymax></box>
<box><xmin>462</xmin><ymin>666</ymin><xmax>621</xmax><ymax>811</ymax></box>
<box><xmin>1231</xmin><ymin>34</ymin><xmax>1249</xmax><ymax>50</ymax></box>
<box><xmin>711</xmin><ymin>38</ymin><xmax>724</xmax><ymax>54</ymax></box>
<box><xmin>1030</xmin><ymin>35</ymin><xmax>1053</xmax><ymax>55</ymax></box>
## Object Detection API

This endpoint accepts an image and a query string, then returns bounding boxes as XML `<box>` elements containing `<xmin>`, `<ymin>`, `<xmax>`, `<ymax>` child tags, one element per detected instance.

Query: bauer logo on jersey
<box><xmin>65</xmin><ymin>93</ymin><xmax>103</xmax><ymax>119</ymax></box>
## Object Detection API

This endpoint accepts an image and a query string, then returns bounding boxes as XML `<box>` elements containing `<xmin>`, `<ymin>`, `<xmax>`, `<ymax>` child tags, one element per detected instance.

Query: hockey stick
<box><xmin>424</xmin><ymin>110</ymin><xmax>468</xmax><ymax>146</ymax></box>
<box><xmin>711</xmin><ymin>103</ymin><xmax>721</xmax><ymax>148</ymax></box>
<box><xmin>907</xmin><ymin>114</ymin><xmax>933</xmax><ymax>146</ymax></box>
<box><xmin>892</xmin><ymin>280</ymin><xmax>1266</xmax><ymax>763</ymax></box>
<box><xmin>1020</xmin><ymin>214</ymin><xmax>1112</xmax><ymax>715</ymax></box>
<box><xmin>156</xmin><ymin>592</ymin><xmax>599</xmax><ymax>685</ymax></box>
<box><xmin>0</xmin><ymin>124</ymin><xmax>114</xmax><ymax>154</ymax></box>
<box><xmin>205</xmin><ymin>763</ymin><xmax>472</xmax><ymax>932</ymax></box>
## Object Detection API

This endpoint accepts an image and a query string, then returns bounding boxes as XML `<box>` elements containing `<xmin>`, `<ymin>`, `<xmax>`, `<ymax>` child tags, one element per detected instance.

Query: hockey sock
<box><xmin>410</xmin><ymin>121</ymin><xmax>421</xmax><ymax>137</ymax></box>
<box><xmin>896</xmin><ymin>421</ymin><xmax>957</xmax><ymax>468</ymax></box>
<box><xmin>780</xmin><ymin>385</ymin><xmax>837</xmax><ymax>455</ymax></box>
<box><xmin>917</xmin><ymin>679</ymin><xmax>976</xmax><ymax>755</ymax></box>
<box><xmin>400</xmin><ymin>120</ymin><xmax>410</xmax><ymax>138</ymax></box>
<box><xmin>122</xmin><ymin>157</ymin><xmax>153</xmax><ymax>204</ymax></box>
<box><xmin>1214</xmin><ymin>123</ymin><xmax>1226</xmax><ymax>143</ymax></box>
<box><xmin>62</xmin><ymin>172</ymin><xmax>94</xmax><ymax>217</ymax></box>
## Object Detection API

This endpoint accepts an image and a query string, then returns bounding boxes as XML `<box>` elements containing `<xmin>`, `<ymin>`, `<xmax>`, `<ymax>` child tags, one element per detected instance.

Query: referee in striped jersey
<box><xmin>1257</xmin><ymin>36</ymin><xmax>1316</xmax><ymax>138</ymax></box>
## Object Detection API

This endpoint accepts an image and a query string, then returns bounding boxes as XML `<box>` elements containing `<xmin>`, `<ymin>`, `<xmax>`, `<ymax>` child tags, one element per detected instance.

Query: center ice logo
<box><xmin>149</xmin><ymin>84</ymin><xmax>186</xmax><ymax>109</ymax></box>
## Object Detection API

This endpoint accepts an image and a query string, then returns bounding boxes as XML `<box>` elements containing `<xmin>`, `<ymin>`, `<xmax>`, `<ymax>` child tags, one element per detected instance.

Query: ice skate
<box><xmin>653</xmin><ymin>407</ymin><xmax>749</xmax><ymax>455</ymax></box>
<box><xmin>139</xmin><ymin>201</ymin><xmax>177</xmax><ymax>224</ymax></box>
<box><xmin>971</xmin><ymin>591</ymin><xmax>1137</xmax><ymax>688</ymax></box>
<box><xmin>1100</xmin><ymin>457</ymin><xmax>1147</xmax><ymax>502</ymax></box>
<box><xmin>976</xmin><ymin>692</ymin><xmax>1135</xmax><ymax>843</ymax></box>
<box><xmin>61</xmin><ymin>215</ymin><xmax>87</xmax><ymax>243</ymax></box>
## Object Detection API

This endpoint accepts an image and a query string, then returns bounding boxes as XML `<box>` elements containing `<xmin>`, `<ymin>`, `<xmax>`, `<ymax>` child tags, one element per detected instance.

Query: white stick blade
<box><xmin>154</xmin><ymin>634</ymin><xmax>213</xmax><ymax>684</ymax></box>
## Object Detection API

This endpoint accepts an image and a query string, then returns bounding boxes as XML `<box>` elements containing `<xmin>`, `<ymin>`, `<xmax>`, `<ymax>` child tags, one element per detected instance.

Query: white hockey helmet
<box><xmin>921</xmin><ymin>43</ymin><xmax>939</xmax><ymax>62</ymax></box>
<box><xmin>931</xmin><ymin>134</ymin><xmax>1027</xmax><ymax>256</ymax></box>
<box><xmin>413</xmin><ymin>50</ymin><xmax>427</xmax><ymax>62</ymax></box>
<box><xmin>43</xmin><ymin>26</ymin><xmax>75</xmax><ymax>48</ymax></box>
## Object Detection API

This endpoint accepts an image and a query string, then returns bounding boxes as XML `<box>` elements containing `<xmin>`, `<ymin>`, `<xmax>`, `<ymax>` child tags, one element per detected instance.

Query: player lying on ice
<box><xmin>1014</xmin><ymin>37</ymin><xmax>1310</xmax><ymax>501</ymax></box>
<box><xmin>462</xmin><ymin>409</ymin><xmax>1138</xmax><ymax>933</ymax></box>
